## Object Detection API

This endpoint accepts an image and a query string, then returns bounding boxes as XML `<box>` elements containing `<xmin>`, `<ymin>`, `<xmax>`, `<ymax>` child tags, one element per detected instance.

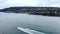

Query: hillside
<box><xmin>0</xmin><ymin>7</ymin><xmax>60</xmax><ymax>16</ymax></box>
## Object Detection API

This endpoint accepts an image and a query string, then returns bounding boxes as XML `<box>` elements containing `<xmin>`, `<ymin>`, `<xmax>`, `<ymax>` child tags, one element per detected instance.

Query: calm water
<box><xmin>0</xmin><ymin>12</ymin><xmax>60</xmax><ymax>34</ymax></box>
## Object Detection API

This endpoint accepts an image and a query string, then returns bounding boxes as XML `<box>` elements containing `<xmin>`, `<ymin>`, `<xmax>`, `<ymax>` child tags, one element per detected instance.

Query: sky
<box><xmin>0</xmin><ymin>0</ymin><xmax>60</xmax><ymax>9</ymax></box>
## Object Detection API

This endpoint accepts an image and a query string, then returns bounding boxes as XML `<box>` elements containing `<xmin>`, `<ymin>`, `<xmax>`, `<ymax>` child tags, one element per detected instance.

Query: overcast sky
<box><xmin>0</xmin><ymin>0</ymin><xmax>60</xmax><ymax>9</ymax></box>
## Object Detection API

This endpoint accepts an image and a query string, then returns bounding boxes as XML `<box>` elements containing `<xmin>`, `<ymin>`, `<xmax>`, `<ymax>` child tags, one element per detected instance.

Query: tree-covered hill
<box><xmin>0</xmin><ymin>7</ymin><xmax>60</xmax><ymax>16</ymax></box>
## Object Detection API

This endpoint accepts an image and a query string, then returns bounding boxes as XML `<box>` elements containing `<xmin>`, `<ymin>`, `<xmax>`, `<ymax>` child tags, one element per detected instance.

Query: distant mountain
<box><xmin>0</xmin><ymin>9</ymin><xmax>3</xmax><ymax>12</ymax></box>
<box><xmin>0</xmin><ymin>7</ymin><xmax>60</xmax><ymax>16</ymax></box>
<box><xmin>2</xmin><ymin>7</ymin><xmax>60</xmax><ymax>12</ymax></box>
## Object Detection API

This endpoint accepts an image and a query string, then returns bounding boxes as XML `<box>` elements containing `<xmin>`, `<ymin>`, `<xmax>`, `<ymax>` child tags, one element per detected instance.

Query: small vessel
<box><xmin>17</xmin><ymin>27</ymin><xmax>45</xmax><ymax>34</ymax></box>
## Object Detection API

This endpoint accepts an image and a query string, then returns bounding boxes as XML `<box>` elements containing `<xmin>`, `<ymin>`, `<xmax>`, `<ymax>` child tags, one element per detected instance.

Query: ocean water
<box><xmin>0</xmin><ymin>12</ymin><xmax>60</xmax><ymax>34</ymax></box>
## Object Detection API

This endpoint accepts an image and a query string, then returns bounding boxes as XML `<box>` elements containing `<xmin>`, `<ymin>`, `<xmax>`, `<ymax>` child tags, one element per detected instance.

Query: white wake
<box><xmin>17</xmin><ymin>27</ymin><xmax>45</xmax><ymax>34</ymax></box>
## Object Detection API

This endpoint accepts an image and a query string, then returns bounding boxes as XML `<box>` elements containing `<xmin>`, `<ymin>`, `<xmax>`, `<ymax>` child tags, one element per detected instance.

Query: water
<box><xmin>0</xmin><ymin>12</ymin><xmax>60</xmax><ymax>34</ymax></box>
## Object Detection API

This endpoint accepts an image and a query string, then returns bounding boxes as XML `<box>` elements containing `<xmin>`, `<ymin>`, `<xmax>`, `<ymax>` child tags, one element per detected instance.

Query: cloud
<box><xmin>36</xmin><ymin>0</ymin><xmax>60</xmax><ymax>7</ymax></box>
<box><xmin>7</xmin><ymin>0</ymin><xmax>38</xmax><ymax>6</ymax></box>
<box><xmin>0</xmin><ymin>0</ymin><xmax>38</xmax><ymax>9</ymax></box>
<box><xmin>0</xmin><ymin>0</ymin><xmax>60</xmax><ymax>9</ymax></box>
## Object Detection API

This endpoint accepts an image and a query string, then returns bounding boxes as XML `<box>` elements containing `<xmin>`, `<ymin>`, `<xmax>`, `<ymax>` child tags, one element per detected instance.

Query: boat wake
<box><xmin>17</xmin><ymin>27</ymin><xmax>45</xmax><ymax>34</ymax></box>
